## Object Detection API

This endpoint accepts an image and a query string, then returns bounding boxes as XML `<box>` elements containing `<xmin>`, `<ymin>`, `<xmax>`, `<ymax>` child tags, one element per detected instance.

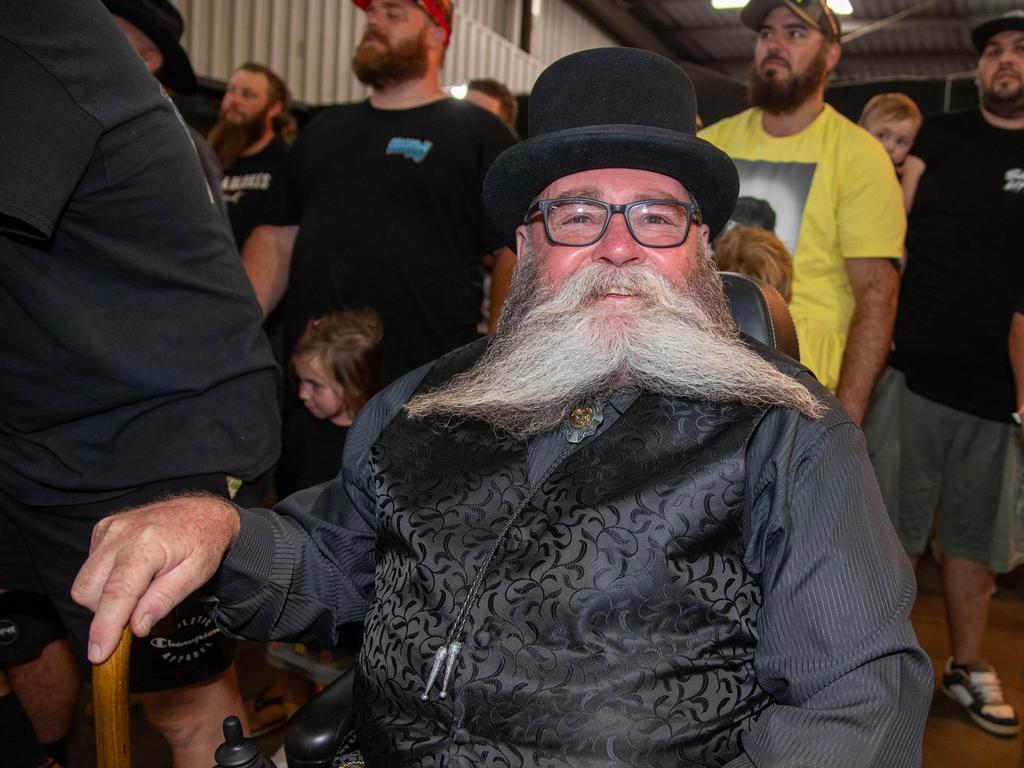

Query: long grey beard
<box><xmin>406</xmin><ymin>249</ymin><xmax>824</xmax><ymax>438</ymax></box>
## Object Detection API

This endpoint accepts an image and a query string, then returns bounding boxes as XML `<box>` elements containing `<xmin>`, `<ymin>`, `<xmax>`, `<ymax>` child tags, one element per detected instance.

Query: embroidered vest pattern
<box><xmin>356</xmin><ymin>343</ymin><xmax>771</xmax><ymax>767</ymax></box>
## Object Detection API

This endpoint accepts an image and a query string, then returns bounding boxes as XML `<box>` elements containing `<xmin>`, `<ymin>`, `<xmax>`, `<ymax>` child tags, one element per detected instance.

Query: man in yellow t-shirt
<box><xmin>701</xmin><ymin>0</ymin><xmax>903</xmax><ymax>424</ymax></box>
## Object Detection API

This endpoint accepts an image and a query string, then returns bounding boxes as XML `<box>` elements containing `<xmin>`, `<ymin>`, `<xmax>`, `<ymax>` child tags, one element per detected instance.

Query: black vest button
<box><xmin>474</xmin><ymin>628</ymin><xmax>492</xmax><ymax>648</ymax></box>
<box><xmin>452</xmin><ymin>728</ymin><xmax>471</xmax><ymax>746</ymax></box>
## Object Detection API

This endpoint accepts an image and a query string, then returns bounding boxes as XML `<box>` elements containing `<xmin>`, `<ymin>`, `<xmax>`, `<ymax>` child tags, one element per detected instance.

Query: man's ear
<box><xmin>825</xmin><ymin>40</ymin><xmax>841</xmax><ymax>72</ymax></box>
<box><xmin>515</xmin><ymin>225</ymin><xmax>528</xmax><ymax>258</ymax></box>
<box><xmin>426</xmin><ymin>24</ymin><xmax>447</xmax><ymax>51</ymax></box>
<box><xmin>267</xmin><ymin>100</ymin><xmax>284</xmax><ymax>121</ymax></box>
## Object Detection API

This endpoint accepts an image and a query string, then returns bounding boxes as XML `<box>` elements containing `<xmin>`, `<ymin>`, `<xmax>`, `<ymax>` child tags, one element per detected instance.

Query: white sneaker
<box><xmin>941</xmin><ymin>658</ymin><xmax>1021</xmax><ymax>737</ymax></box>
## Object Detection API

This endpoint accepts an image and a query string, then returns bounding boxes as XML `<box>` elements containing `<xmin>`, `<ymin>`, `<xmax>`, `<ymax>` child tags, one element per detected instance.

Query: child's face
<box><xmin>294</xmin><ymin>355</ymin><xmax>346</xmax><ymax>422</ymax></box>
<box><xmin>864</xmin><ymin>116</ymin><xmax>919</xmax><ymax>168</ymax></box>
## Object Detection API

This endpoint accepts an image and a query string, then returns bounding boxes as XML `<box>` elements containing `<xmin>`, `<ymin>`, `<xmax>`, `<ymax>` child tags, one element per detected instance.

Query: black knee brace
<box><xmin>0</xmin><ymin>591</ymin><xmax>68</xmax><ymax>666</ymax></box>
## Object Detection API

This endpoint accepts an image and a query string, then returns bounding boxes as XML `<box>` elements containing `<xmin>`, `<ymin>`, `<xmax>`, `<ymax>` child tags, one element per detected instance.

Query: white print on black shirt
<box><xmin>222</xmin><ymin>172</ymin><xmax>272</xmax><ymax>204</ymax></box>
<box><xmin>1006</xmin><ymin>169</ymin><xmax>1024</xmax><ymax>194</ymax></box>
<box><xmin>148</xmin><ymin>614</ymin><xmax>221</xmax><ymax>664</ymax></box>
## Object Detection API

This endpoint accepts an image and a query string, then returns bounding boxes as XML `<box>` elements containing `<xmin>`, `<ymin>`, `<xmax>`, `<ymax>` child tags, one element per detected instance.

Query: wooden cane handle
<box><xmin>93</xmin><ymin>625</ymin><xmax>133</xmax><ymax>768</ymax></box>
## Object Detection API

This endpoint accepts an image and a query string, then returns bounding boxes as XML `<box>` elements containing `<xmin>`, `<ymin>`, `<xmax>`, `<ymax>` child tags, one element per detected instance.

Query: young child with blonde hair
<box><xmin>859</xmin><ymin>93</ymin><xmax>923</xmax><ymax>209</ymax></box>
<box><xmin>714</xmin><ymin>225</ymin><xmax>794</xmax><ymax>303</ymax></box>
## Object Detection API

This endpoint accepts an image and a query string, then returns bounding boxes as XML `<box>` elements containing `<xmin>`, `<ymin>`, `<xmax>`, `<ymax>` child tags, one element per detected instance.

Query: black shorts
<box><xmin>0</xmin><ymin>472</ymin><xmax>268</xmax><ymax>693</ymax></box>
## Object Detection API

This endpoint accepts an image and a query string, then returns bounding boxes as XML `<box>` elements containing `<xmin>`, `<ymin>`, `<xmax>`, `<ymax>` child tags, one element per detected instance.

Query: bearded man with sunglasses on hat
<box><xmin>701</xmin><ymin>0</ymin><xmax>904</xmax><ymax>428</ymax></box>
<box><xmin>75</xmin><ymin>47</ymin><xmax>930</xmax><ymax>767</ymax></box>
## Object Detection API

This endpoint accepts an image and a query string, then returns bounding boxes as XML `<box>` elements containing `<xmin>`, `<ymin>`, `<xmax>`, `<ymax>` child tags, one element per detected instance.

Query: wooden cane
<box><xmin>92</xmin><ymin>625</ymin><xmax>133</xmax><ymax>768</ymax></box>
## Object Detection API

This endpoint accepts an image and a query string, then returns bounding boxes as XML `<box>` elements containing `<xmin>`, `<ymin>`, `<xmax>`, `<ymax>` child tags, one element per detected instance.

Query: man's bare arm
<box><xmin>900</xmin><ymin>155</ymin><xmax>926</xmax><ymax>214</ymax></box>
<box><xmin>488</xmin><ymin>247</ymin><xmax>516</xmax><ymax>333</ymax></box>
<box><xmin>240</xmin><ymin>224</ymin><xmax>298</xmax><ymax>317</ymax></box>
<box><xmin>1010</xmin><ymin>312</ymin><xmax>1024</xmax><ymax>422</ymax></box>
<box><xmin>836</xmin><ymin>258</ymin><xmax>900</xmax><ymax>425</ymax></box>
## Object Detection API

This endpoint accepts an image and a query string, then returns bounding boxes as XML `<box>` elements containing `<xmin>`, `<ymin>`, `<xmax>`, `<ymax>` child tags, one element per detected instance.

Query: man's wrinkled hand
<box><xmin>70</xmin><ymin>494</ymin><xmax>240</xmax><ymax>664</ymax></box>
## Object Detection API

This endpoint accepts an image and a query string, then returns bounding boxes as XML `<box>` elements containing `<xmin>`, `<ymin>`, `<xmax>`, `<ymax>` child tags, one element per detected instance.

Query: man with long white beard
<box><xmin>72</xmin><ymin>47</ymin><xmax>931</xmax><ymax>767</ymax></box>
<box><xmin>700</xmin><ymin>0</ymin><xmax>904</xmax><ymax>426</ymax></box>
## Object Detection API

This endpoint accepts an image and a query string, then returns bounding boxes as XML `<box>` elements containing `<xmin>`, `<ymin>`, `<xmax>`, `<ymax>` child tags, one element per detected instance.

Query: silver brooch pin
<box><xmin>560</xmin><ymin>400</ymin><xmax>604</xmax><ymax>444</ymax></box>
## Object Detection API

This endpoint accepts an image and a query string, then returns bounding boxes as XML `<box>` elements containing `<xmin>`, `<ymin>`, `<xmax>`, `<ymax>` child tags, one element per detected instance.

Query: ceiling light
<box><xmin>710</xmin><ymin>0</ymin><xmax>747</xmax><ymax>8</ymax></box>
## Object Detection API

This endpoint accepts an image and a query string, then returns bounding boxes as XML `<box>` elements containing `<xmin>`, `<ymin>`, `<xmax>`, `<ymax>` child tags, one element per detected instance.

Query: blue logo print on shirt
<box><xmin>386</xmin><ymin>137</ymin><xmax>433</xmax><ymax>163</ymax></box>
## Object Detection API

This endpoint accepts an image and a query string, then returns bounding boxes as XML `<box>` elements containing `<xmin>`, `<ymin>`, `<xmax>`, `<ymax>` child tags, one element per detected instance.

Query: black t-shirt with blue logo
<box><xmin>261</xmin><ymin>99</ymin><xmax>514</xmax><ymax>384</ymax></box>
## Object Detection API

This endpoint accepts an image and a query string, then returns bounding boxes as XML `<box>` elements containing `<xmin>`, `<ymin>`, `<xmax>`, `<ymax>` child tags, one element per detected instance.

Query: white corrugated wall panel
<box><xmin>172</xmin><ymin>0</ymin><xmax>615</xmax><ymax>103</ymax></box>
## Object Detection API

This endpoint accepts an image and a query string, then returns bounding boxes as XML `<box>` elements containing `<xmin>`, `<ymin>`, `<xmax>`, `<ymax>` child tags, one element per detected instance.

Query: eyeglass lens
<box><xmin>544</xmin><ymin>199</ymin><xmax>692</xmax><ymax>246</ymax></box>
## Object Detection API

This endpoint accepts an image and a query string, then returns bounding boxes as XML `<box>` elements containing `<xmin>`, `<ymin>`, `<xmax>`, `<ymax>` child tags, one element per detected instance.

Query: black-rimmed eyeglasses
<box><xmin>524</xmin><ymin>197</ymin><xmax>701</xmax><ymax>248</ymax></box>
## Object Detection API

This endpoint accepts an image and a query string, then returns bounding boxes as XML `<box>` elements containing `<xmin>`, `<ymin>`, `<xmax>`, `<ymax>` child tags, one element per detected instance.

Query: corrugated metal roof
<box><xmin>569</xmin><ymin>0</ymin><xmax>1021</xmax><ymax>83</ymax></box>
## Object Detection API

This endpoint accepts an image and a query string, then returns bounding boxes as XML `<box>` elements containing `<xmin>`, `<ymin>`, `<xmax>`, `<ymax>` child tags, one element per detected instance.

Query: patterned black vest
<box><xmin>356</xmin><ymin>342</ymin><xmax>772</xmax><ymax>767</ymax></box>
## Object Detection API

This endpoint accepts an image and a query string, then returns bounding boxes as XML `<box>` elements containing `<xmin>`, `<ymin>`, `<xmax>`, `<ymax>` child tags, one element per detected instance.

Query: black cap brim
<box><xmin>972</xmin><ymin>14</ymin><xmax>1024</xmax><ymax>53</ymax></box>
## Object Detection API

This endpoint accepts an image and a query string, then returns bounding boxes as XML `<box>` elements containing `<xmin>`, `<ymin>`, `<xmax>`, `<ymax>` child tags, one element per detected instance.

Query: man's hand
<box><xmin>71</xmin><ymin>495</ymin><xmax>241</xmax><ymax>665</ymax></box>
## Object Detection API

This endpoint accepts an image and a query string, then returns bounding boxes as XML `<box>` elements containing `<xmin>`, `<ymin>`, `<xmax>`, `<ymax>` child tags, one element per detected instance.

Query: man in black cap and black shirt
<box><xmin>866</xmin><ymin>9</ymin><xmax>1024</xmax><ymax>739</ymax></box>
<box><xmin>76</xmin><ymin>45</ymin><xmax>931</xmax><ymax>767</ymax></box>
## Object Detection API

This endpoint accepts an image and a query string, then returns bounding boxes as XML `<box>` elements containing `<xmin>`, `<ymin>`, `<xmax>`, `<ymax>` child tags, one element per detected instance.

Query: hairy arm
<box><xmin>488</xmin><ymin>247</ymin><xmax>516</xmax><ymax>333</ymax></box>
<box><xmin>241</xmin><ymin>223</ymin><xmax>298</xmax><ymax>316</ymax></box>
<box><xmin>836</xmin><ymin>258</ymin><xmax>899</xmax><ymax>425</ymax></box>
<box><xmin>1010</xmin><ymin>312</ymin><xmax>1024</xmax><ymax>422</ymax></box>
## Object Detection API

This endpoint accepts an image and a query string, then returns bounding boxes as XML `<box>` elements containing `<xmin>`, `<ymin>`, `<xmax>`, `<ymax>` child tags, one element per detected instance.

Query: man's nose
<box><xmin>593</xmin><ymin>211</ymin><xmax>644</xmax><ymax>267</ymax></box>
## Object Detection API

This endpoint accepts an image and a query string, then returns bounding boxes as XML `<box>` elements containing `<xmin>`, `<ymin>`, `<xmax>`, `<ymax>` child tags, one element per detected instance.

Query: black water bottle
<box><xmin>213</xmin><ymin>715</ymin><xmax>278</xmax><ymax>768</ymax></box>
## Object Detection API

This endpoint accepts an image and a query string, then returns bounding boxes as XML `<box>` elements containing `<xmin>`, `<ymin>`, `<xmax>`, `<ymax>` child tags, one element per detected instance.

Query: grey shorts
<box><xmin>865</xmin><ymin>368</ymin><xmax>1009</xmax><ymax>566</ymax></box>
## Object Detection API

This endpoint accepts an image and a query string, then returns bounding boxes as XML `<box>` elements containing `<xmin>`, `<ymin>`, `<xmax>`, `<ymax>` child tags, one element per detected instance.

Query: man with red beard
<box><xmin>210</xmin><ymin>63</ymin><xmax>295</xmax><ymax>249</ymax></box>
<box><xmin>701</xmin><ymin>0</ymin><xmax>904</xmax><ymax>426</ymax></box>
<box><xmin>242</xmin><ymin>0</ymin><xmax>515</xmax><ymax>387</ymax></box>
<box><xmin>74</xmin><ymin>47</ymin><xmax>931</xmax><ymax>767</ymax></box>
<box><xmin>864</xmin><ymin>10</ymin><xmax>1024</xmax><ymax>738</ymax></box>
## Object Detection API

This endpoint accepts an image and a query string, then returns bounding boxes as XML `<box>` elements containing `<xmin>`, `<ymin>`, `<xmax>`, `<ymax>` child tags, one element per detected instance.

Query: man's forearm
<box><xmin>1009</xmin><ymin>312</ymin><xmax>1024</xmax><ymax>417</ymax></box>
<box><xmin>837</xmin><ymin>261</ymin><xmax>899</xmax><ymax>424</ymax></box>
<box><xmin>240</xmin><ymin>224</ymin><xmax>298</xmax><ymax>317</ymax></box>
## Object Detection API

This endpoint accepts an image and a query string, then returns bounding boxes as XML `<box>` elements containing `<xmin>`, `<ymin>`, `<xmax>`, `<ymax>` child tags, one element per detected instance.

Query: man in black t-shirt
<box><xmin>210</xmin><ymin>62</ymin><xmax>295</xmax><ymax>248</ymax></box>
<box><xmin>0</xmin><ymin>1</ymin><xmax>280</xmax><ymax>765</ymax></box>
<box><xmin>865</xmin><ymin>9</ymin><xmax>1024</xmax><ymax>739</ymax></box>
<box><xmin>242</xmin><ymin>0</ymin><xmax>515</xmax><ymax>386</ymax></box>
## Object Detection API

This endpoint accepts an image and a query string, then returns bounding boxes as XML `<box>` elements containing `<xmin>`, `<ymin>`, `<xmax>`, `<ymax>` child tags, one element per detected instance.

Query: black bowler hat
<box><xmin>972</xmin><ymin>9</ymin><xmax>1024</xmax><ymax>53</ymax></box>
<box><xmin>104</xmin><ymin>0</ymin><xmax>197</xmax><ymax>94</ymax></box>
<box><xmin>482</xmin><ymin>47</ymin><xmax>739</xmax><ymax>247</ymax></box>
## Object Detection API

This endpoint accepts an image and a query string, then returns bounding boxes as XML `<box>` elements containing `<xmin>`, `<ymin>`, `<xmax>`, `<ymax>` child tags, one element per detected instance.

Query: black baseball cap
<box><xmin>741</xmin><ymin>0</ymin><xmax>841</xmax><ymax>42</ymax></box>
<box><xmin>972</xmin><ymin>9</ymin><xmax>1024</xmax><ymax>53</ymax></box>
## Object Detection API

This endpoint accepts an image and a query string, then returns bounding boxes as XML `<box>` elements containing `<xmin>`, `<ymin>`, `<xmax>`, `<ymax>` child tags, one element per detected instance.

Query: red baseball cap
<box><xmin>352</xmin><ymin>0</ymin><xmax>453</xmax><ymax>46</ymax></box>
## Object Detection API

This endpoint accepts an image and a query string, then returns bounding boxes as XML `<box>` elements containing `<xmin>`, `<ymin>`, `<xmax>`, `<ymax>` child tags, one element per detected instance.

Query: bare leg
<box><xmin>941</xmin><ymin>555</ymin><xmax>995</xmax><ymax>665</ymax></box>
<box><xmin>138</xmin><ymin>662</ymin><xmax>248</xmax><ymax>768</ymax></box>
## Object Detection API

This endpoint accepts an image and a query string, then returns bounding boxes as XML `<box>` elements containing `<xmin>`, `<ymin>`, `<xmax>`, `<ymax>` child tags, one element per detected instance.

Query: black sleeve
<box><xmin>258</xmin><ymin>116</ymin><xmax>314</xmax><ymax>228</ymax></box>
<box><xmin>730</xmin><ymin>401</ymin><xmax>932</xmax><ymax>767</ymax></box>
<box><xmin>210</xmin><ymin>361</ymin><xmax>433</xmax><ymax>642</ymax></box>
<box><xmin>0</xmin><ymin>34</ymin><xmax>102</xmax><ymax>239</ymax></box>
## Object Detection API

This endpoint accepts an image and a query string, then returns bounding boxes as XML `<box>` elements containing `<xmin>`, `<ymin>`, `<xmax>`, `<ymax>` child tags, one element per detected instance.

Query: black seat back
<box><xmin>720</xmin><ymin>271</ymin><xmax>800</xmax><ymax>361</ymax></box>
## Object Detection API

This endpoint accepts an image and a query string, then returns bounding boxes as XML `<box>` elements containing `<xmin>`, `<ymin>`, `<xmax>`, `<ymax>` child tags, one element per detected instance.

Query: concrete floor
<box><xmin>67</xmin><ymin>557</ymin><xmax>1024</xmax><ymax>767</ymax></box>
